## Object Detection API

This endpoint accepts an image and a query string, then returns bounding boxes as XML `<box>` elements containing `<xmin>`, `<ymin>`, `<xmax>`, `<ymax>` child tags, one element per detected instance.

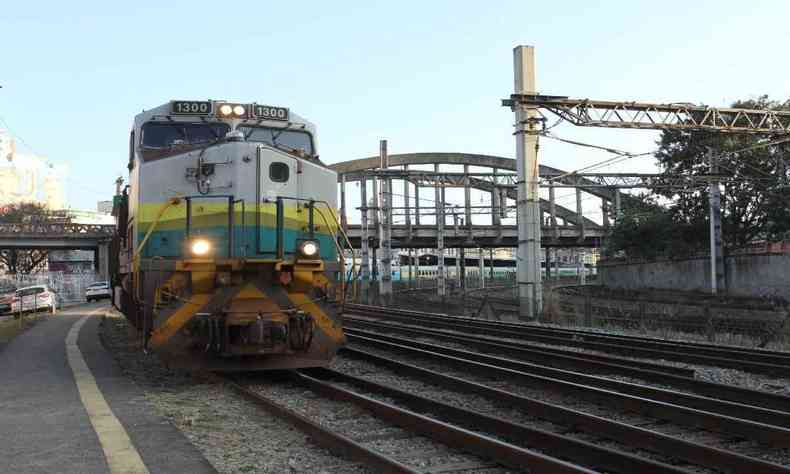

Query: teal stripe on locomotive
<box><xmin>139</xmin><ymin>226</ymin><xmax>337</xmax><ymax>260</ymax></box>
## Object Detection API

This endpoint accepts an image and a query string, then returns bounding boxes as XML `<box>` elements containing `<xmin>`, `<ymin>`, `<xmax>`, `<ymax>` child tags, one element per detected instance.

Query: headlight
<box><xmin>232</xmin><ymin>105</ymin><xmax>246</xmax><ymax>116</ymax></box>
<box><xmin>190</xmin><ymin>238</ymin><xmax>211</xmax><ymax>256</ymax></box>
<box><xmin>218</xmin><ymin>104</ymin><xmax>233</xmax><ymax>116</ymax></box>
<box><xmin>297</xmin><ymin>240</ymin><xmax>319</xmax><ymax>258</ymax></box>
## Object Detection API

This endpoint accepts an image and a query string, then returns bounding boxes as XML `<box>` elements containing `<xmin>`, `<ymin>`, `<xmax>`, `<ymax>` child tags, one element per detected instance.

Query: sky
<box><xmin>1</xmin><ymin>0</ymin><xmax>789</xmax><ymax>215</ymax></box>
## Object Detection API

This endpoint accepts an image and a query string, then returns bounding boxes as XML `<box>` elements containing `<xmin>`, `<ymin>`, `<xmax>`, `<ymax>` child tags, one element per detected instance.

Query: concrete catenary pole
<box><xmin>359</xmin><ymin>178</ymin><xmax>370</xmax><ymax>302</ymax></box>
<box><xmin>414</xmin><ymin>182</ymin><xmax>421</xmax><ymax>226</ymax></box>
<box><xmin>340</xmin><ymin>174</ymin><xmax>348</xmax><ymax>233</ymax></box>
<box><xmin>708</xmin><ymin>149</ymin><xmax>725</xmax><ymax>294</ymax></box>
<box><xmin>379</xmin><ymin>140</ymin><xmax>393</xmax><ymax>300</ymax></box>
<box><xmin>549</xmin><ymin>180</ymin><xmax>558</xmax><ymax>242</ymax></box>
<box><xmin>404</xmin><ymin>164</ymin><xmax>412</xmax><ymax>242</ymax></box>
<box><xmin>478</xmin><ymin>246</ymin><xmax>485</xmax><ymax>288</ymax></box>
<box><xmin>576</xmin><ymin>187</ymin><xmax>585</xmax><ymax>242</ymax></box>
<box><xmin>435</xmin><ymin>163</ymin><xmax>446</xmax><ymax>298</ymax></box>
<box><xmin>371</xmin><ymin>171</ymin><xmax>379</xmax><ymax>282</ymax></box>
<box><xmin>408</xmin><ymin>247</ymin><xmax>414</xmax><ymax>288</ymax></box>
<box><xmin>489</xmin><ymin>248</ymin><xmax>495</xmax><ymax>281</ymax></box>
<box><xmin>491</xmin><ymin>168</ymin><xmax>501</xmax><ymax>227</ymax></box>
<box><xmin>464</xmin><ymin>164</ymin><xmax>473</xmax><ymax>241</ymax></box>
<box><xmin>512</xmin><ymin>45</ymin><xmax>542</xmax><ymax>319</ymax></box>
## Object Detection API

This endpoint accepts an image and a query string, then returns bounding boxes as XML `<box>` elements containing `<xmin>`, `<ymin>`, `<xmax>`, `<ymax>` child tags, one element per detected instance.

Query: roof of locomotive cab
<box><xmin>132</xmin><ymin>100</ymin><xmax>317</xmax><ymax>137</ymax></box>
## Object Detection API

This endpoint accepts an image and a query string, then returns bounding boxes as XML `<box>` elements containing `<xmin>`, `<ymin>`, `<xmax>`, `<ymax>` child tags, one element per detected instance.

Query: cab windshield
<box><xmin>141</xmin><ymin>122</ymin><xmax>230</xmax><ymax>149</ymax></box>
<box><xmin>237</xmin><ymin>125</ymin><xmax>313</xmax><ymax>156</ymax></box>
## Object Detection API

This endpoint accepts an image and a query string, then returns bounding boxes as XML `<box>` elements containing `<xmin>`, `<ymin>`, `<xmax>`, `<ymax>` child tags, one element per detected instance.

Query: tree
<box><xmin>653</xmin><ymin>95</ymin><xmax>790</xmax><ymax>249</ymax></box>
<box><xmin>0</xmin><ymin>202</ymin><xmax>67</xmax><ymax>274</ymax></box>
<box><xmin>605</xmin><ymin>194</ymin><xmax>707</xmax><ymax>260</ymax></box>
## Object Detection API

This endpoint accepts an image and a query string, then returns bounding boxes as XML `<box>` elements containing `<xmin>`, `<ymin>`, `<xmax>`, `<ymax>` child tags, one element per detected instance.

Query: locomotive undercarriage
<box><xmin>119</xmin><ymin>258</ymin><xmax>345</xmax><ymax>371</ymax></box>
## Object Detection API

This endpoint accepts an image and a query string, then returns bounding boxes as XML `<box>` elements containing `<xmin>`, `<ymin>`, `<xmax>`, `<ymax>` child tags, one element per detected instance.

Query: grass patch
<box><xmin>0</xmin><ymin>314</ymin><xmax>48</xmax><ymax>345</ymax></box>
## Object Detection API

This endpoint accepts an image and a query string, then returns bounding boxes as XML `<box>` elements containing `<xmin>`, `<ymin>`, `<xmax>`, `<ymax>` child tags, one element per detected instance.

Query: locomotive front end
<box><xmin>112</xmin><ymin>100</ymin><xmax>347</xmax><ymax>371</ymax></box>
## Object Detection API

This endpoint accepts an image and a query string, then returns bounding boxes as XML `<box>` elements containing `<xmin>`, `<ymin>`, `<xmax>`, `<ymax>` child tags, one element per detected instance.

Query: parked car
<box><xmin>10</xmin><ymin>285</ymin><xmax>57</xmax><ymax>314</ymax></box>
<box><xmin>85</xmin><ymin>281</ymin><xmax>111</xmax><ymax>302</ymax></box>
<box><xmin>0</xmin><ymin>290</ymin><xmax>15</xmax><ymax>314</ymax></box>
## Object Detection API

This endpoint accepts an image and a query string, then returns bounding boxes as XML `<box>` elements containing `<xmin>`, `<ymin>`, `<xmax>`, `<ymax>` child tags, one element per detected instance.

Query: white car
<box><xmin>10</xmin><ymin>285</ymin><xmax>57</xmax><ymax>314</ymax></box>
<box><xmin>85</xmin><ymin>281</ymin><xmax>111</xmax><ymax>302</ymax></box>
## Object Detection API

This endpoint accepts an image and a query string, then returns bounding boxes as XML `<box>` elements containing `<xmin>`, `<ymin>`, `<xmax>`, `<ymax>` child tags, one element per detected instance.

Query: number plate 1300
<box><xmin>254</xmin><ymin>105</ymin><xmax>289</xmax><ymax>121</ymax></box>
<box><xmin>171</xmin><ymin>101</ymin><xmax>212</xmax><ymax>115</ymax></box>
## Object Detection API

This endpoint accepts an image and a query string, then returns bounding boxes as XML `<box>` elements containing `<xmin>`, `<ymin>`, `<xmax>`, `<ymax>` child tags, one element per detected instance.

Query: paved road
<box><xmin>0</xmin><ymin>303</ymin><xmax>216</xmax><ymax>474</ymax></box>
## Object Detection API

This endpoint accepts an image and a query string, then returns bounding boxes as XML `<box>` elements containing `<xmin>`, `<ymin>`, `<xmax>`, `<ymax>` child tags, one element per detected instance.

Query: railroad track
<box><xmin>332</xmin><ymin>309</ymin><xmax>790</xmax><ymax>472</ymax></box>
<box><xmin>221</xmin><ymin>372</ymin><xmax>594</xmax><ymax>473</ymax></box>
<box><xmin>342</xmin><ymin>317</ymin><xmax>790</xmax><ymax>415</ymax></box>
<box><xmin>214</xmin><ymin>305</ymin><xmax>789</xmax><ymax>472</ymax></box>
<box><xmin>345</xmin><ymin>303</ymin><xmax>790</xmax><ymax>376</ymax></box>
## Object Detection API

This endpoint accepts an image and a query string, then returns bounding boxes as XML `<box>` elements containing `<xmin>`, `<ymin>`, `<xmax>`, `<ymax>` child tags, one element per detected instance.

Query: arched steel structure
<box><xmin>330</xmin><ymin>152</ymin><xmax>611</xmax><ymax>248</ymax></box>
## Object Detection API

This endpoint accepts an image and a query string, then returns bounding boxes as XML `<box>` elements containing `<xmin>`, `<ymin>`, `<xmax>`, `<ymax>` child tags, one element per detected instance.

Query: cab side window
<box><xmin>269</xmin><ymin>162</ymin><xmax>289</xmax><ymax>183</ymax></box>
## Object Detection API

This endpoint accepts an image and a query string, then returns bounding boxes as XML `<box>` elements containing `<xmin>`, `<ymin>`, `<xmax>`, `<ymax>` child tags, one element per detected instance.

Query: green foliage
<box><xmin>653</xmin><ymin>95</ymin><xmax>790</xmax><ymax>248</ymax></box>
<box><xmin>0</xmin><ymin>202</ymin><xmax>66</xmax><ymax>274</ymax></box>
<box><xmin>605</xmin><ymin>194</ymin><xmax>707</xmax><ymax>260</ymax></box>
<box><xmin>0</xmin><ymin>202</ymin><xmax>52</xmax><ymax>224</ymax></box>
<box><xmin>608</xmin><ymin>95</ymin><xmax>790</xmax><ymax>260</ymax></box>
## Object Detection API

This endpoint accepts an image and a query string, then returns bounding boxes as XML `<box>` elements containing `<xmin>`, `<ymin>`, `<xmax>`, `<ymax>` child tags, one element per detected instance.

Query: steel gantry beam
<box><xmin>502</xmin><ymin>95</ymin><xmax>790</xmax><ymax>134</ymax></box>
<box><xmin>504</xmin><ymin>72</ymin><xmax>790</xmax><ymax>299</ymax></box>
<box><xmin>342</xmin><ymin>169</ymin><xmax>764</xmax><ymax>190</ymax></box>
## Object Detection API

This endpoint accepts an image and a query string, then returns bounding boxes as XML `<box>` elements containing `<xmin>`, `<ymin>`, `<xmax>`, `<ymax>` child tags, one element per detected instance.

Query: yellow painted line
<box><xmin>66</xmin><ymin>314</ymin><xmax>149</xmax><ymax>474</ymax></box>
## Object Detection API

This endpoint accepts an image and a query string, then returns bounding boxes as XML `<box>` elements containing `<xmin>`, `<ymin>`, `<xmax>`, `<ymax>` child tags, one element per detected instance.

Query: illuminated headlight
<box><xmin>297</xmin><ymin>240</ymin><xmax>319</xmax><ymax>258</ymax></box>
<box><xmin>232</xmin><ymin>105</ymin><xmax>246</xmax><ymax>116</ymax></box>
<box><xmin>218</xmin><ymin>104</ymin><xmax>233</xmax><ymax>116</ymax></box>
<box><xmin>190</xmin><ymin>238</ymin><xmax>212</xmax><ymax>256</ymax></box>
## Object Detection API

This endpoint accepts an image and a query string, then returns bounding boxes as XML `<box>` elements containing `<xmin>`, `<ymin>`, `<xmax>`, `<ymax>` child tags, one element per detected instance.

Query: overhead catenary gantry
<box><xmin>503</xmin><ymin>46</ymin><xmax>790</xmax><ymax>309</ymax></box>
<box><xmin>502</xmin><ymin>95</ymin><xmax>790</xmax><ymax>134</ymax></box>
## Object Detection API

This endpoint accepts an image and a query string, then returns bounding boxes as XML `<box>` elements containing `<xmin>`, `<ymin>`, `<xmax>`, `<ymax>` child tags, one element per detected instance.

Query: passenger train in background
<box><xmin>111</xmin><ymin>100</ymin><xmax>347</xmax><ymax>371</ymax></box>
<box><xmin>344</xmin><ymin>253</ymin><xmax>595</xmax><ymax>282</ymax></box>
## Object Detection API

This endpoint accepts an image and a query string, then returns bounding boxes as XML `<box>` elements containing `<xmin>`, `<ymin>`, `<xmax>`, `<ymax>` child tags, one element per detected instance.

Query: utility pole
<box><xmin>371</xmin><ymin>172</ymin><xmax>379</xmax><ymax>283</ymax></box>
<box><xmin>510</xmin><ymin>45</ymin><xmax>542</xmax><ymax>320</ymax></box>
<box><xmin>340</xmin><ymin>174</ymin><xmax>348</xmax><ymax>233</ymax></box>
<box><xmin>708</xmin><ymin>149</ymin><xmax>725</xmax><ymax>294</ymax></box>
<box><xmin>435</xmin><ymin>164</ymin><xmax>446</xmax><ymax>298</ymax></box>
<box><xmin>379</xmin><ymin>140</ymin><xmax>393</xmax><ymax>301</ymax></box>
<box><xmin>478</xmin><ymin>246</ymin><xmax>485</xmax><ymax>289</ymax></box>
<box><xmin>359</xmin><ymin>178</ymin><xmax>370</xmax><ymax>303</ymax></box>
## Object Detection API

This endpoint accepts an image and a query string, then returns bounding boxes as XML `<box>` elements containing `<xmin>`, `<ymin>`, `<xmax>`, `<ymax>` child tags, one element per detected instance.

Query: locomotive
<box><xmin>111</xmin><ymin>100</ymin><xmax>347</xmax><ymax>371</ymax></box>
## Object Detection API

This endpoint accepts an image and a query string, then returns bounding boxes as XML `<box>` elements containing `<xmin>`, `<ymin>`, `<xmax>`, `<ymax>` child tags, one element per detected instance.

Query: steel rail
<box><xmin>305</xmin><ymin>367</ymin><xmax>690</xmax><ymax>474</ymax></box>
<box><xmin>346</xmin><ymin>304</ymin><xmax>790</xmax><ymax>376</ymax></box>
<box><xmin>291</xmin><ymin>371</ymin><xmax>595</xmax><ymax>474</ymax></box>
<box><xmin>344</xmin><ymin>317</ymin><xmax>790</xmax><ymax>413</ymax></box>
<box><xmin>348</xmin><ymin>303</ymin><xmax>790</xmax><ymax>364</ymax></box>
<box><xmin>345</xmin><ymin>316</ymin><xmax>694</xmax><ymax>377</ymax></box>
<box><xmin>345</xmin><ymin>331</ymin><xmax>790</xmax><ymax>447</ymax></box>
<box><xmin>340</xmin><ymin>347</ymin><xmax>790</xmax><ymax>474</ymax></box>
<box><xmin>219</xmin><ymin>376</ymin><xmax>416</xmax><ymax>474</ymax></box>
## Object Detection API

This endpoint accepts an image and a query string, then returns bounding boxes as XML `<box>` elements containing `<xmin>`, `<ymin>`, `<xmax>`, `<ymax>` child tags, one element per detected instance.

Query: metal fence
<box><xmin>0</xmin><ymin>271</ymin><xmax>102</xmax><ymax>305</ymax></box>
<box><xmin>544</xmin><ymin>285</ymin><xmax>790</xmax><ymax>350</ymax></box>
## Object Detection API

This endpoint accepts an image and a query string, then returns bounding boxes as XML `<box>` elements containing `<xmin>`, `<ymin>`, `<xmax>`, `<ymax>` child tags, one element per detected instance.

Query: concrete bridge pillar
<box><xmin>98</xmin><ymin>241</ymin><xmax>110</xmax><ymax>280</ymax></box>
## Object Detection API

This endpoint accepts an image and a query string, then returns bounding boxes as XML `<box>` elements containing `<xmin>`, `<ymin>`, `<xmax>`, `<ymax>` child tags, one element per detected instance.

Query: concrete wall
<box><xmin>599</xmin><ymin>254</ymin><xmax>790</xmax><ymax>301</ymax></box>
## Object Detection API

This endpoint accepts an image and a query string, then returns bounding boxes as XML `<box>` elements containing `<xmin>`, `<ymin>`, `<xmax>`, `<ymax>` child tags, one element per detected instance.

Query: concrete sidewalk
<box><xmin>0</xmin><ymin>304</ymin><xmax>216</xmax><ymax>474</ymax></box>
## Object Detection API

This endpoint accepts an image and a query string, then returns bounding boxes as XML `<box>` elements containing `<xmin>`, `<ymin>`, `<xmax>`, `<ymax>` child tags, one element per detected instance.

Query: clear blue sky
<box><xmin>1</xmin><ymin>0</ymin><xmax>788</xmax><ymax>211</ymax></box>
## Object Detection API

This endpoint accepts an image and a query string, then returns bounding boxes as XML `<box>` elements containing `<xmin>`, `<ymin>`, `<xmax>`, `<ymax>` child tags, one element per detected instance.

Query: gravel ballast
<box><xmin>100</xmin><ymin>311</ymin><xmax>369</xmax><ymax>474</ymax></box>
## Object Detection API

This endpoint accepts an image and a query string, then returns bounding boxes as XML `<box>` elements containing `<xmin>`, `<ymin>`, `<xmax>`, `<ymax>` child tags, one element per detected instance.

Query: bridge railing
<box><xmin>0</xmin><ymin>223</ymin><xmax>116</xmax><ymax>236</ymax></box>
